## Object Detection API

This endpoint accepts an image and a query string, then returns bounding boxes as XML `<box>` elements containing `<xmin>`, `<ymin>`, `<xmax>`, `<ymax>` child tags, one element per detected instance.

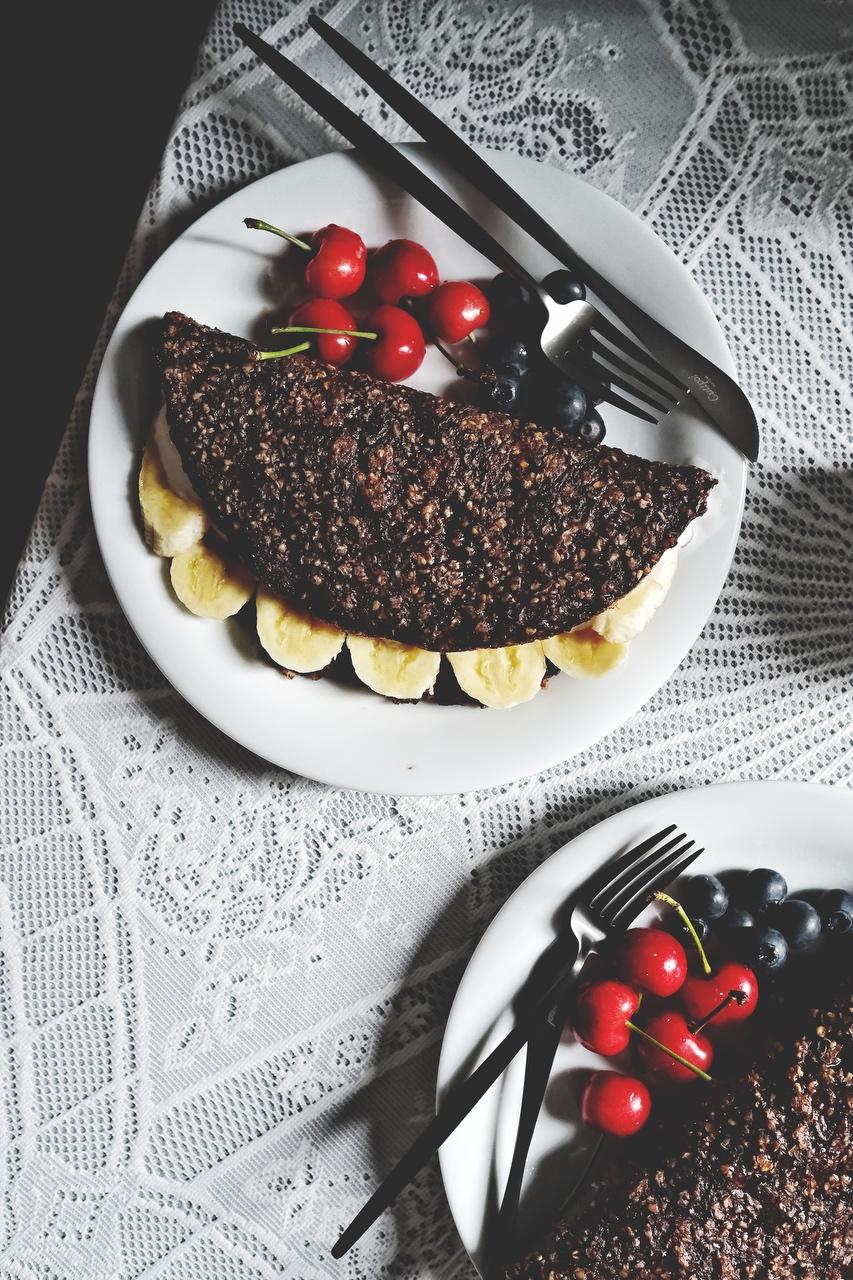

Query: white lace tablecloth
<box><xmin>2</xmin><ymin>2</ymin><xmax>851</xmax><ymax>1276</ymax></box>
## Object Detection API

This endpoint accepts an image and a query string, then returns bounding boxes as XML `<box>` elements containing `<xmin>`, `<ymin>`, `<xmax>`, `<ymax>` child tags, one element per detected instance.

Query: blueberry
<box><xmin>681</xmin><ymin>874</ymin><xmax>729</xmax><ymax>922</ymax></box>
<box><xmin>490</xmin><ymin>335</ymin><xmax>530</xmax><ymax>377</ymax></box>
<box><xmin>574</xmin><ymin>409</ymin><xmax>606</xmax><ymax>445</ymax></box>
<box><xmin>773</xmin><ymin>898</ymin><xmax>822</xmax><ymax>954</ymax></box>
<box><xmin>551</xmin><ymin>382</ymin><xmax>588</xmax><ymax>429</ymax></box>
<box><xmin>488</xmin><ymin>273</ymin><xmax>533</xmax><ymax>315</ymax></box>
<box><xmin>741</xmin><ymin>867</ymin><xmax>788</xmax><ymax>914</ymax></box>
<box><xmin>482</xmin><ymin>369</ymin><xmax>522</xmax><ymax>412</ymax></box>
<box><xmin>819</xmin><ymin>889</ymin><xmax>853</xmax><ymax>937</ymax></box>
<box><xmin>543</xmin><ymin>269</ymin><xmax>586</xmax><ymax>304</ymax></box>
<box><xmin>754</xmin><ymin>926</ymin><xmax>788</xmax><ymax>974</ymax></box>
<box><xmin>736</xmin><ymin>924</ymin><xmax>788</xmax><ymax>976</ymax></box>
<box><xmin>720</xmin><ymin>906</ymin><xmax>755</xmax><ymax>933</ymax></box>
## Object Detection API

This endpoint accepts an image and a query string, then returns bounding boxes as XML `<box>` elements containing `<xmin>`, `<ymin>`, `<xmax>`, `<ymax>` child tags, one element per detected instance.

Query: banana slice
<box><xmin>590</xmin><ymin>548</ymin><xmax>678</xmax><ymax>644</ymax></box>
<box><xmin>139</xmin><ymin>432</ymin><xmax>208</xmax><ymax>556</ymax></box>
<box><xmin>448</xmin><ymin>643</ymin><xmax>545</xmax><ymax>709</ymax></box>
<box><xmin>256</xmin><ymin>588</ymin><xmax>345</xmax><ymax>673</ymax></box>
<box><xmin>542</xmin><ymin>628</ymin><xmax>627</xmax><ymax>677</ymax></box>
<box><xmin>170</xmin><ymin>543</ymin><xmax>254</xmax><ymax>619</ymax></box>
<box><xmin>347</xmin><ymin>636</ymin><xmax>440</xmax><ymax>700</ymax></box>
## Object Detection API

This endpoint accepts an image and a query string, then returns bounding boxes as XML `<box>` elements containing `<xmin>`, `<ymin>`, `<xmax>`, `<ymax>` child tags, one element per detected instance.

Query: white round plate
<box><xmin>437</xmin><ymin>780</ymin><xmax>853</xmax><ymax>1272</ymax></box>
<box><xmin>89</xmin><ymin>146</ymin><xmax>746</xmax><ymax>794</ymax></box>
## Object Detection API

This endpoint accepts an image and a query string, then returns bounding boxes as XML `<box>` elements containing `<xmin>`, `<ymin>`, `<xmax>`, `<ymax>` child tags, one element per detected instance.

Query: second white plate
<box><xmin>89</xmin><ymin>146</ymin><xmax>746</xmax><ymax>793</ymax></box>
<box><xmin>437</xmin><ymin>780</ymin><xmax>853</xmax><ymax>1272</ymax></box>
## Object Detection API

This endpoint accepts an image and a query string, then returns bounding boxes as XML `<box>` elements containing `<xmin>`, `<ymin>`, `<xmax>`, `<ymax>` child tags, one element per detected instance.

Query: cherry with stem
<box><xmin>244</xmin><ymin>217</ymin><xmax>367</xmax><ymax>298</ymax></box>
<box><xmin>574</xmin><ymin>980</ymin><xmax>713</xmax><ymax>1081</ymax></box>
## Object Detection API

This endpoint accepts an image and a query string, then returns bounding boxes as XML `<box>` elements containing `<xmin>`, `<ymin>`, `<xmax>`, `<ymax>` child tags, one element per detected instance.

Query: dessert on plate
<box><xmin>140</xmin><ymin>312</ymin><xmax>716</xmax><ymax>708</ymax></box>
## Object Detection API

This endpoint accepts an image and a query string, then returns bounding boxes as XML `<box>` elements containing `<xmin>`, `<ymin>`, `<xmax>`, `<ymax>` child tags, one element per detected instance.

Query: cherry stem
<box><xmin>254</xmin><ymin>340</ymin><xmax>312</xmax><ymax>362</ymax></box>
<box><xmin>654</xmin><ymin>891</ymin><xmax>712</xmax><ymax>975</ymax></box>
<box><xmin>625</xmin><ymin>1021</ymin><xmax>713</xmax><ymax>1082</ymax></box>
<box><xmin>689</xmin><ymin>989</ymin><xmax>747</xmax><ymax>1035</ymax></box>
<box><xmin>244</xmin><ymin>217</ymin><xmax>311</xmax><ymax>252</ymax></box>
<box><xmin>432</xmin><ymin>335</ymin><xmax>477</xmax><ymax>379</ymax></box>
<box><xmin>271</xmin><ymin>324</ymin><xmax>378</xmax><ymax>340</ymax></box>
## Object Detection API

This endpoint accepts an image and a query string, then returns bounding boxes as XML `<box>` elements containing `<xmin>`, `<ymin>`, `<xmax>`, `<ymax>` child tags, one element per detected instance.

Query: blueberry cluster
<box><xmin>676</xmin><ymin>870</ymin><xmax>852</xmax><ymax>979</ymax></box>
<box><xmin>483</xmin><ymin>271</ymin><xmax>606</xmax><ymax>443</ymax></box>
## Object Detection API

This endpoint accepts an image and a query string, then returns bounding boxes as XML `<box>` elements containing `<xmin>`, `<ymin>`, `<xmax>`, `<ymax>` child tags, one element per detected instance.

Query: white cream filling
<box><xmin>152</xmin><ymin>405</ymin><xmax>200</xmax><ymax>503</ymax></box>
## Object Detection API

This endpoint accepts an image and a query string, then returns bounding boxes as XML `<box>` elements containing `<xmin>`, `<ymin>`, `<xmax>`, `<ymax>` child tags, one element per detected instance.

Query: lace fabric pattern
<box><xmin>1</xmin><ymin>1</ymin><xmax>851</xmax><ymax>1276</ymax></box>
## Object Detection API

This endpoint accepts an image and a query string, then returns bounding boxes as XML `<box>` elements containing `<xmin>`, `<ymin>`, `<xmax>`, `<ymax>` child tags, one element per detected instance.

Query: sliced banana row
<box><xmin>141</xmin><ymin>420</ymin><xmax>678</xmax><ymax>704</ymax></box>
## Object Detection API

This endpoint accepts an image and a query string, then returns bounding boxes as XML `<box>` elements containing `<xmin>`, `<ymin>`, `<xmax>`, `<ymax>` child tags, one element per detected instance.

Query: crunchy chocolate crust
<box><xmin>506</xmin><ymin>982</ymin><xmax>853</xmax><ymax>1280</ymax></box>
<box><xmin>159</xmin><ymin>312</ymin><xmax>716</xmax><ymax>651</ymax></box>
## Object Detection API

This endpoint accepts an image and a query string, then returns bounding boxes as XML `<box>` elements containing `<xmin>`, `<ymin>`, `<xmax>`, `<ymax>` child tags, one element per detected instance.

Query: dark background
<box><xmin>6</xmin><ymin>2</ymin><xmax>217</xmax><ymax>607</ymax></box>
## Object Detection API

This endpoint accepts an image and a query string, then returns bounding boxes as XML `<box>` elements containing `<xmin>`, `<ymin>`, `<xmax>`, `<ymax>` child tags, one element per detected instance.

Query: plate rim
<box><xmin>436</xmin><ymin>778</ymin><xmax>853</xmax><ymax>1266</ymax></box>
<box><xmin>88</xmin><ymin>144</ymin><xmax>747</xmax><ymax>795</ymax></box>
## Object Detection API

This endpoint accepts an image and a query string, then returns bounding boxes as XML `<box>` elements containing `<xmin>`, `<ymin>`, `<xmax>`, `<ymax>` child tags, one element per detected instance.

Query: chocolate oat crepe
<box><xmin>506</xmin><ymin>983</ymin><xmax>853</xmax><ymax>1280</ymax></box>
<box><xmin>159</xmin><ymin>313</ymin><xmax>715</xmax><ymax>650</ymax></box>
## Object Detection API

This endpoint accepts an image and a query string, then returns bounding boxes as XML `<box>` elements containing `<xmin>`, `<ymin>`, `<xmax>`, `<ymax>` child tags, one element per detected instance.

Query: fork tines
<box><xmin>599</xmin><ymin>833</ymin><xmax>702</xmax><ymax>929</ymax></box>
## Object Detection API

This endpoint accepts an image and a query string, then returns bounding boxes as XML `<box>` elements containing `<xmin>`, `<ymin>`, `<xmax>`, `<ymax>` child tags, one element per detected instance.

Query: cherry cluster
<box><xmin>571</xmin><ymin>909</ymin><xmax>759</xmax><ymax>1138</ymax></box>
<box><xmin>245</xmin><ymin>218</ymin><xmax>489</xmax><ymax>381</ymax></box>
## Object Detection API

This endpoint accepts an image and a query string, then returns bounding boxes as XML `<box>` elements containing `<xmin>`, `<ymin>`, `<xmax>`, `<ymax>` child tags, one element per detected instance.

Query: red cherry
<box><xmin>305</xmin><ymin>224</ymin><xmax>367</xmax><ymax>298</ymax></box>
<box><xmin>681</xmin><ymin>962</ymin><xmax>758</xmax><ymax>1028</ymax></box>
<box><xmin>370</xmin><ymin>239</ymin><xmax>439</xmax><ymax>303</ymax></box>
<box><xmin>573</xmin><ymin>980</ymin><xmax>640</xmax><ymax>1056</ymax></box>
<box><xmin>581</xmin><ymin>1071</ymin><xmax>651</xmax><ymax>1137</ymax></box>
<box><xmin>427</xmin><ymin>280</ymin><xmax>491</xmax><ymax>343</ymax></box>
<box><xmin>364</xmin><ymin>305</ymin><xmax>426</xmax><ymax>381</ymax></box>
<box><xmin>287</xmin><ymin>299</ymin><xmax>358</xmax><ymax>366</ymax></box>
<box><xmin>614</xmin><ymin>928</ymin><xmax>687</xmax><ymax>998</ymax></box>
<box><xmin>634</xmin><ymin>1011</ymin><xmax>713</xmax><ymax>1084</ymax></box>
